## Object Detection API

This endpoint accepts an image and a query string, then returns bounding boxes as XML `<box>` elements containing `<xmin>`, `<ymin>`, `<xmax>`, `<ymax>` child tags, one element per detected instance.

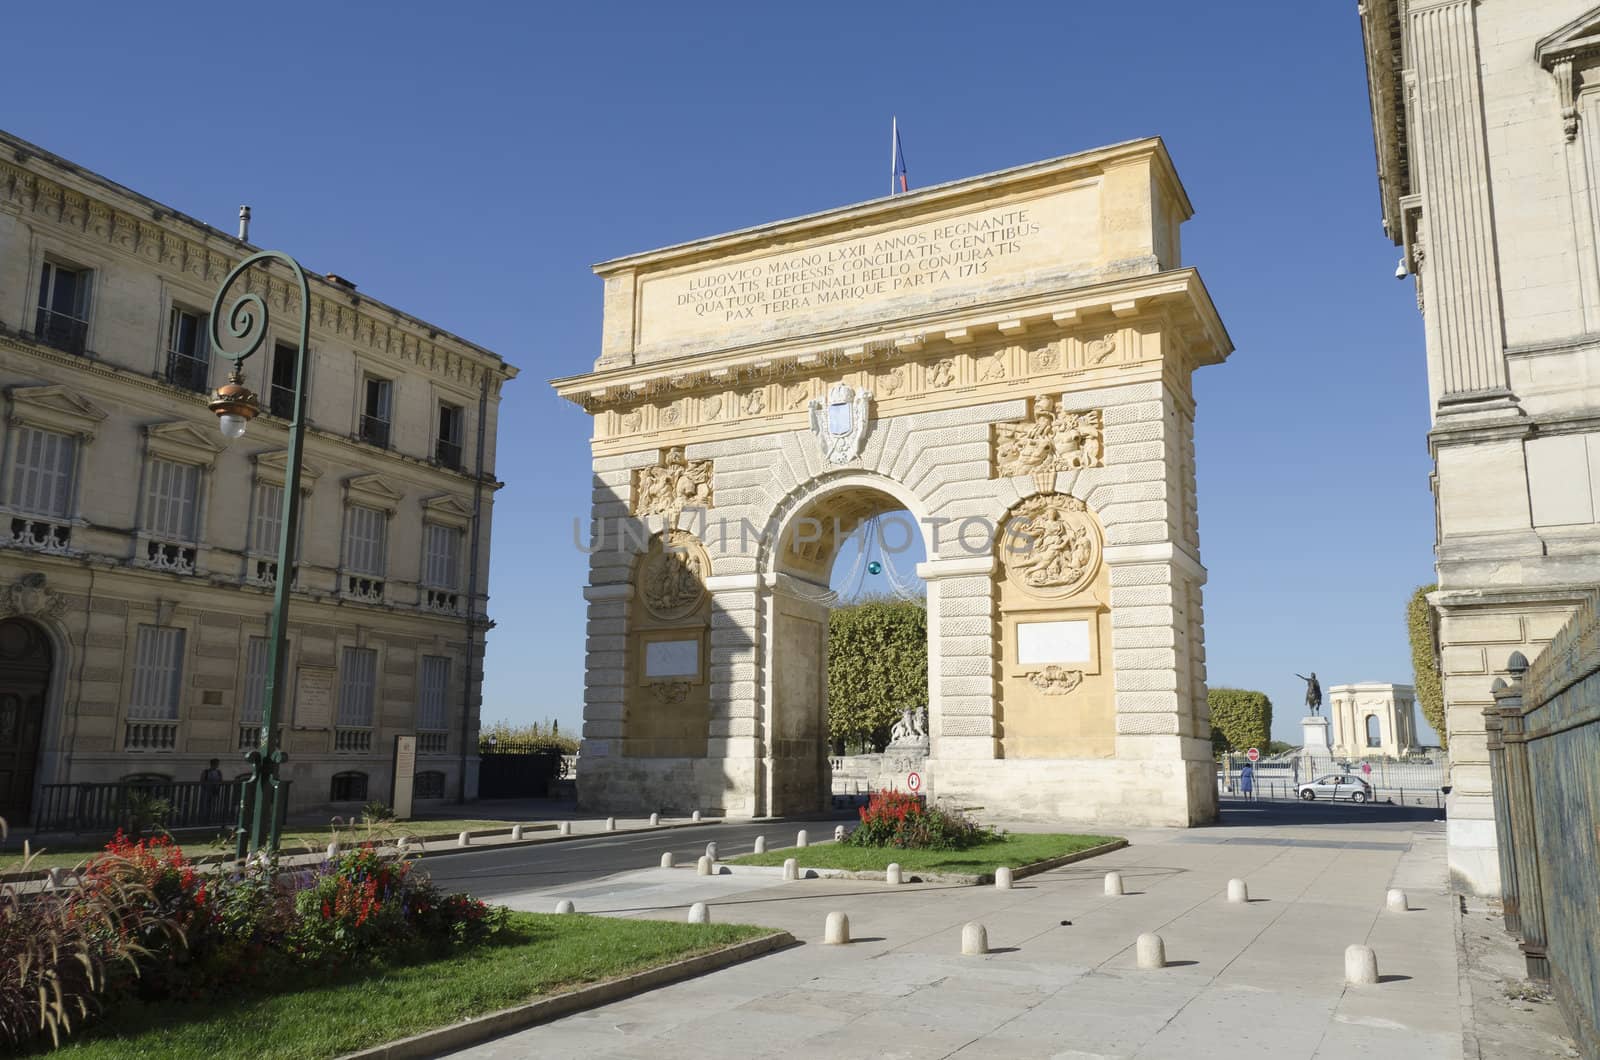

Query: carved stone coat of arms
<box><xmin>808</xmin><ymin>383</ymin><xmax>872</xmax><ymax>465</ymax></box>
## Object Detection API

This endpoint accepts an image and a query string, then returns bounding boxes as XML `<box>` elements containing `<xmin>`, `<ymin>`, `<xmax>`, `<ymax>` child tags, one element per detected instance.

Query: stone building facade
<box><xmin>556</xmin><ymin>138</ymin><xmax>1232</xmax><ymax>826</ymax></box>
<box><xmin>1328</xmin><ymin>682</ymin><xmax>1419</xmax><ymax>759</ymax></box>
<box><xmin>0</xmin><ymin>131</ymin><xmax>517</xmax><ymax>823</ymax></box>
<box><xmin>1360</xmin><ymin>1</ymin><xmax>1600</xmax><ymax>891</ymax></box>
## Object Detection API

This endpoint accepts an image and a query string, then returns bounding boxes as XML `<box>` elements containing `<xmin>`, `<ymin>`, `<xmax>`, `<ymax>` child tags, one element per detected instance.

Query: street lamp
<box><xmin>208</xmin><ymin>250</ymin><xmax>312</xmax><ymax>858</ymax></box>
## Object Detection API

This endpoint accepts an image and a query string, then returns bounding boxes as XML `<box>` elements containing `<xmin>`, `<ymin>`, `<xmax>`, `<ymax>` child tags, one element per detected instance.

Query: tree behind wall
<box><xmin>1406</xmin><ymin>583</ymin><xmax>1448</xmax><ymax>750</ymax></box>
<box><xmin>1207</xmin><ymin>688</ymin><xmax>1272</xmax><ymax>754</ymax></box>
<box><xmin>827</xmin><ymin>598</ymin><xmax>927</xmax><ymax>751</ymax></box>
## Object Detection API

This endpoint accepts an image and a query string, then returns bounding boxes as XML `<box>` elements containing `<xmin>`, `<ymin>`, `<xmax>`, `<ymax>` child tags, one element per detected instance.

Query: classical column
<box><xmin>706</xmin><ymin>572</ymin><xmax>766</xmax><ymax>817</ymax></box>
<box><xmin>1407</xmin><ymin>0</ymin><xmax>1510</xmax><ymax>409</ymax></box>
<box><xmin>917</xmin><ymin>556</ymin><xmax>997</xmax><ymax>760</ymax></box>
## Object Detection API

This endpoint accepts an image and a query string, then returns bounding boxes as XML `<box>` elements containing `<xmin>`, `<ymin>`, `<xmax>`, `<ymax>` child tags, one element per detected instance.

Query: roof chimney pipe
<box><xmin>237</xmin><ymin>205</ymin><xmax>251</xmax><ymax>242</ymax></box>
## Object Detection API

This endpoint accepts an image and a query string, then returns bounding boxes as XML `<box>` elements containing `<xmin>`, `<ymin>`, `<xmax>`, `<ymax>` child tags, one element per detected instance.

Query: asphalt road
<box><xmin>416</xmin><ymin>818</ymin><xmax>849</xmax><ymax>899</ymax></box>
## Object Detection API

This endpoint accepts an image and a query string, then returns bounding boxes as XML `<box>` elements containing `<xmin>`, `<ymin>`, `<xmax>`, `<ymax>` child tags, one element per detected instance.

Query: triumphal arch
<box><xmin>554</xmin><ymin>137</ymin><xmax>1232</xmax><ymax>825</ymax></box>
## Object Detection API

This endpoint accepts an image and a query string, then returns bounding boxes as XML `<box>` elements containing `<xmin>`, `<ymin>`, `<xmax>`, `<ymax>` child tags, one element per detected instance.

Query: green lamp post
<box><xmin>207</xmin><ymin>251</ymin><xmax>312</xmax><ymax>858</ymax></box>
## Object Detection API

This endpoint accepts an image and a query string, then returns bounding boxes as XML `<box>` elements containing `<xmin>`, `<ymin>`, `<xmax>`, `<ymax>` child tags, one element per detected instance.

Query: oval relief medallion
<box><xmin>639</xmin><ymin>530</ymin><xmax>710</xmax><ymax>620</ymax></box>
<box><xmin>999</xmin><ymin>493</ymin><xmax>1102</xmax><ymax>599</ymax></box>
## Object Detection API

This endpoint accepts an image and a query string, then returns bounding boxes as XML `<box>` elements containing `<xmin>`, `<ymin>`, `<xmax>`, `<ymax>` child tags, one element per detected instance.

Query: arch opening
<box><xmin>0</xmin><ymin>617</ymin><xmax>52</xmax><ymax>825</ymax></box>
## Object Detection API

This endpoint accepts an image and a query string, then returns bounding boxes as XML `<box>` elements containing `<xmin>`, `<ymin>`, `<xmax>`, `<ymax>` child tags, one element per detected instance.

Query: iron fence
<box><xmin>33</xmin><ymin>778</ymin><xmax>247</xmax><ymax>835</ymax></box>
<box><xmin>1486</xmin><ymin>589</ymin><xmax>1600</xmax><ymax>1058</ymax></box>
<box><xmin>1216</xmin><ymin>751</ymin><xmax>1447</xmax><ymax>805</ymax></box>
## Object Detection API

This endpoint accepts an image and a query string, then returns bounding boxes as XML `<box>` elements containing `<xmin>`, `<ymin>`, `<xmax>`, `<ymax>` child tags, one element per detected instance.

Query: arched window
<box><xmin>330</xmin><ymin>771</ymin><xmax>368</xmax><ymax>802</ymax></box>
<box><xmin>414</xmin><ymin>770</ymin><xmax>446</xmax><ymax>800</ymax></box>
<box><xmin>1365</xmin><ymin>715</ymin><xmax>1382</xmax><ymax>748</ymax></box>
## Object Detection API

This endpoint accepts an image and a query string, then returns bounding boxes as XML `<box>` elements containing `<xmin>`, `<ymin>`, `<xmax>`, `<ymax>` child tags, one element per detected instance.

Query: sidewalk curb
<box><xmin>338</xmin><ymin>928</ymin><xmax>795</xmax><ymax>1060</ymax></box>
<box><xmin>719</xmin><ymin>837</ymin><xmax>1129</xmax><ymax>886</ymax></box>
<box><xmin>1454</xmin><ymin>892</ymin><xmax>1483</xmax><ymax>1060</ymax></box>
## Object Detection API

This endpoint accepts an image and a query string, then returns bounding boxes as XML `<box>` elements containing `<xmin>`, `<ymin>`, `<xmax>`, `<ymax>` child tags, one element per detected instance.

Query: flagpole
<box><xmin>891</xmin><ymin>115</ymin><xmax>897</xmax><ymax>196</ymax></box>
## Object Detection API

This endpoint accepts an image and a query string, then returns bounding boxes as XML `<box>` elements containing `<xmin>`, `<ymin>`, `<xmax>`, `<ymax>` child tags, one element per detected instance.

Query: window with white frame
<box><xmin>165</xmin><ymin>306</ymin><xmax>210</xmax><ymax>393</ymax></box>
<box><xmin>249</xmin><ymin>482</ymin><xmax>284</xmax><ymax>585</ymax></box>
<box><xmin>9</xmin><ymin>426</ymin><xmax>75</xmax><ymax>518</ymax></box>
<box><xmin>128</xmin><ymin>626</ymin><xmax>184</xmax><ymax>720</ymax></box>
<box><xmin>36</xmin><ymin>261</ymin><xmax>91</xmax><ymax>355</ymax></box>
<box><xmin>241</xmin><ymin>637</ymin><xmax>270</xmax><ymax>726</ymax></box>
<box><xmin>343</xmin><ymin>504</ymin><xmax>386</xmax><ymax>601</ymax></box>
<box><xmin>418</xmin><ymin>655</ymin><xmax>450</xmax><ymax>732</ymax></box>
<box><xmin>423</xmin><ymin>523</ymin><xmax>461</xmax><ymax>588</ymax></box>
<box><xmin>144</xmin><ymin>459</ymin><xmax>201</xmax><ymax>573</ymax></box>
<box><xmin>337</xmin><ymin>647</ymin><xmax>377</xmax><ymax>731</ymax></box>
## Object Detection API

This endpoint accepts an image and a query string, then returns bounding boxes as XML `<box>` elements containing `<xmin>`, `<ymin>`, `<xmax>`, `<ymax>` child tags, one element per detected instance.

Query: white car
<box><xmin>1296</xmin><ymin>774</ymin><xmax>1374</xmax><ymax>803</ymax></box>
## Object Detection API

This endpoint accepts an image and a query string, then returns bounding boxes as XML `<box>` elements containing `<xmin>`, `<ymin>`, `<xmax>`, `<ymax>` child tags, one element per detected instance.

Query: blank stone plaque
<box><xmin>644</xmin><ymin>638</ymin><xmax>699</xmax><ymax>678</ymax></box>
<box><xmin>1016</xmin><ymin>620</ymin><xmax>1090</xmax><ymax>665</ymax></box>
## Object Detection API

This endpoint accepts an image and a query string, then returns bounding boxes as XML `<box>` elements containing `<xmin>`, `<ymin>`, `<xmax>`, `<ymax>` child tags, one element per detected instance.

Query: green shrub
<box><xmin>1208</xmin><ymin>688</ymin><xmax>1272</xmax><ymax>753</ymax></box>
<box><xmin>827</xmin><ymin>599</ymin><xmax>927</xmax><ymax>750</ymax></box>
<box><xmin>480</xmin><ymin>719</ymin><xmax>578</xmax><ymax>754</ymax></box>
<box><xmin>1406</xmin><ymin>584</ymin><xmax>1447</xmax><ymax>749</ymax></box>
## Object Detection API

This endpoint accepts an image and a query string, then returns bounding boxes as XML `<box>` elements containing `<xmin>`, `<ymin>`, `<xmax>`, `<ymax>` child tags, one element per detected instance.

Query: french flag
<box><xmin>892</xmin><ymin>118</ymin><xmax>909</xmax><ymax>195</ymax></box>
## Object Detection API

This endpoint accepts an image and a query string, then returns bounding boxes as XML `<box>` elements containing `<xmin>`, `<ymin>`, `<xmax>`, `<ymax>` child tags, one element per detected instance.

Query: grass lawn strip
<box><xmin>726</xmin><ymin>832</ymin><xmax>1119</xmax><ymax>877</ymax></box>
<box><xmin>51</xmin><ymin>913</ymin><xmax>773</xmax><ymax>1059</ymax></box>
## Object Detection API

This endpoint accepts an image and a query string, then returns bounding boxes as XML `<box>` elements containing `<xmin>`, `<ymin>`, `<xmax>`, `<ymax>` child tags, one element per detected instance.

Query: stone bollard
<box><xmin>692</xmin><ymin>810</ymin><xmax>702</xmax><ymax>822</ymax></box>
<box><xmin>886</xmin><ymin>863</ymin><xmax>903</xmax><ymax>886</ymax></box>
<box><xmin>705</xmin><ymin>841</ymin><xmax>718</xmax><ymax>862</ymax></box>
<box><xmin>783</xmin><ymin>857</ymin><xmax>799</xmax><ymax>881</ymax></box>
<box><xmin>961</xmin><ymin>922</ymin><xmax>989</xmax><ymax>956</ymax></box>
<box><xmin>396</xmin><ymin>836</ymin><xmax>410</xmax><ymax>852</ymax></box>
<box><xmin>797</xmin><ymin>829</ymin><xmax>809</xmax><ymax>848</ymax></box>
<box><xmin>510</xmin><ymin>824</ymin><xmax>524</xmax><ymax>841</ymax></box>
<box><xmin>995</xmin><ymin>866</ymin><xmax>1014</xmax><ymax>890</ymax></box>
<box><xmin>1104</xmin><ymin>871</ymin><xmax>1125</xmax><ymax>896</ymax></box>
<box><xmin>555</xmin><ymin>899</ymin><xmax>575</xmax><ymax>914</ymax></box>
<box><xmin>47</xmin><ymin>867</ymin><xmax>65</xmax><ymax>890</ymax></box>
<box><xmin>559</xmin><ymin>821</ymin><xmax>572</xmax><ymax>836</ymax></box>
<box><xmin>688</xmin><ymin>902</ymin><xmax>710</xmax><ymax>924</ymax></box>
<box><xmin>660</xmin><ymin>851</ymin><xmax>675</xmax><ymax>869</ymax></box>
<box><xmin>753</xmin><ymin>835</ymin><xmax>767</xmax><ymax>854</ymax></box>
<box><xmin>1386</xmin><ymin>889</ymin><xmax>1409</xmax><ymax>913</ymax></box>
<box><xmin>1227</xmin><ymin>878</ymin><xmax>1249</xmax><ymax>904</ymax></box>
<box><xmin>457</xmin><ymin>832</ymin><xmax>471</xmax><ymax>848</ymax></box>
<box><xmin>327</xmin><ymin>840</ymin><xmax>341</xmax><ymax>860</ymax></box>
<box><xmin>1345</xmin><ymin>944</ymin><xmax>1379</xmax><ymax>985</ymax></box>
<box><xmin>1136</xmin><ymin>933</ymin><xmax>1166</xmax><ymax>970</ymax></box>
<box><xmin>834</xmin><ymin>824</ymin><xmax>845</xmax><ymax>842</ymax></box>
<box><xmin>824</xmin><ymin>911</ymin><xmax>851</xmax><ymax>945</ymax></box>
<box><xmin>697</xmin><ymin>855</ymin><xmax>713</xmax><ymax>876</ymax></box>
<box><xmin>649</xmin><ymin>813</ymin><xmax>660</xmax><ymax>826</ymax></box>
<box><xmin>605</xmin><ymin>817</ymin><xmax>617</xmax><ymax>831</ymax></box>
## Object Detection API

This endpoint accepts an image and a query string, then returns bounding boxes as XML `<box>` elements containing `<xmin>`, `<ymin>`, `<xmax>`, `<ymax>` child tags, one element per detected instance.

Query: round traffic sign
<box><xmin>1246</xmin><ymin>747</ymin><xmax>1260</xmax><ymax>762</ymax></box>
<box><xmin>907</xmin><ymin>772</ymin><xmax>922</xmax><ymax>792</ymax></box>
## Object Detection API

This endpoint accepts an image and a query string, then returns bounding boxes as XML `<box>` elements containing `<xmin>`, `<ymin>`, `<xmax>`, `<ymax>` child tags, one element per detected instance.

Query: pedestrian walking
<box><xmin>1240</xmin><ymin>762</ymin><xmax>1255</xmax><ymax>801</ymax></box>
<box><xmin>200</xmin><ymin>758</ymin><xmax>223</xmax><ymax>820</ymax></box>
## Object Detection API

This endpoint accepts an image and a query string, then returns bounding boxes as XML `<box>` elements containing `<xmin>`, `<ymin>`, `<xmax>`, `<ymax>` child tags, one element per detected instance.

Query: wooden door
<box><xmin>0</xmin><ymin>618</ymin><xmax>51</xmax><ymax>825</ymax></box>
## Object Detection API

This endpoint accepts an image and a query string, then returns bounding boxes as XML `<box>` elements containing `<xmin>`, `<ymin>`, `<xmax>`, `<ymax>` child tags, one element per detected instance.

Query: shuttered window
<box><xmin>9</xmin><ymin>427</ymin><xmax>75</xmax><ymax>517</ymax></box>
<box><xmin>344</xmin><ymin>506</ymin><xmax>386</xmax><ymax>575</ymax></box>
<box><xmin>128</xmin><ymin>626</ymin><xmax>184</xmax><ymax>720</ymax></box>
<box><xmin>423</xmin><ymin>524</ymin><xmax>461</xmax><ymax>589</ymax></box>
<box><xmin>337</xmin><ymin>647</ymin><xmax>377</xmax><ymax>728</ymax></box>
<box><xmin>241</xmin><ymin>637</ymin><xmax>270</xmax><ymax>725</ymax></box>
<box><xmin>419</xmin><ymin>655</ymin><xmax>449</xmax><ymax>731</ymax></box>
<box><xmin>251</xmin><ymin>482</ymin><xmax>283</xmax><ymax>554</ymax></box>
<box><xmin>145</xmin><ymin>459</ymin><xmax>200</xmax><ymax>540</ymax></box>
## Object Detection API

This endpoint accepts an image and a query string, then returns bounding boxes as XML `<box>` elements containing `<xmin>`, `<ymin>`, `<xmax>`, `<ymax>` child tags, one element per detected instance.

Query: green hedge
<box><xmin>1406</xmin><ymin>584</ymin><xmax>1447</xmax><ymax>749</ymax></box>
<box><xmin>1207</xmin><ymin>688</ymin><xmax>1272</xmax><ymax>754</ymax></box>
<box><xmin>827</xmin><ymin>599</ymin><xmax>927</xmax><ymax>750</ymax></box>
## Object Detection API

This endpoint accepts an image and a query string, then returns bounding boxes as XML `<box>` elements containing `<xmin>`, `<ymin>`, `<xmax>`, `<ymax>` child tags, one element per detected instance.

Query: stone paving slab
<box><xmin>446</xmin><ymin>818</ymin><xmax>1544</xmax><ymax>1059</ymax></box>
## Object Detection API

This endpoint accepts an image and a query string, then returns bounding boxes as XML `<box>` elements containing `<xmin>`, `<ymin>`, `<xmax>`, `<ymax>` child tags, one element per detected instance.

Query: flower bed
<box><xmin>0</xmin><ymin>828</ymin><xmax>504</xmax><ymax>1052</ymax></box>
<box><xmin>844</xmin><ymin>790</ymin><xmax>990</xmax><ymax>850</ymax></box>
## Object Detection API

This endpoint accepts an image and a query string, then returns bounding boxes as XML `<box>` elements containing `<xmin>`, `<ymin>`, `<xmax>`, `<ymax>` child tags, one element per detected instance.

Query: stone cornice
<box><xmin>0</xmin><ymin>132</ymin><xmax>518</xmax><ymax>392</ymax></box>
<box><xmin>1359</xmin><ymin>0</ymin><xmax>1408</xmax><ymax>245</ymax></box>
<box><xmin>592</xmin><ymin>137</ymin><xmax>1191</xmax><ymax>276</ymax></box>
<box><xmin>552</xmin><ymin>268</ymin><xmax>1229</xmax><ymax>418</ymax></box>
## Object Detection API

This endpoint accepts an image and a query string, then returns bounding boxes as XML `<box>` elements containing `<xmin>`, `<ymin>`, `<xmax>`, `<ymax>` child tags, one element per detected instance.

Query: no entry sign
<box><xmin>1246</xmin><ymin>748</ymin><xmax>1260</xmax><ymax>762</ymax></box>
<box><xmin>907</xmin><ymin>772</ymin><xmax>922</xmax><ymax>792</ymax></box>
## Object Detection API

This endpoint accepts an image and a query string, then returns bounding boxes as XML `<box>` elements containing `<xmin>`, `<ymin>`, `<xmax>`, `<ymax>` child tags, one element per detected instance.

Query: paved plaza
<box><xmin>449</xmin><ymin>810</ymin><xmax>1574</xmax><ymax>1060</ymax></box>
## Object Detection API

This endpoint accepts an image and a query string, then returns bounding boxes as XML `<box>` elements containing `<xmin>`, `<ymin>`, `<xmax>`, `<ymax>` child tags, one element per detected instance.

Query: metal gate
<box><xmin>477</xmin><ymin>739</ymin><xmax>563</xmax><ymax>799</ymax></box>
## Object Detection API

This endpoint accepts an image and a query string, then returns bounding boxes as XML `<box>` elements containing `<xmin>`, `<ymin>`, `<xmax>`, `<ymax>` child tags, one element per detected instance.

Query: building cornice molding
<box><xmin>344</xmin><ymin>472</ymin><xmax>406</xmax><ymax>513</ymax></box>
<box><xmin>143</xmin><ymin>419</ymin><xmax>224</xmax><ymax>465</ymax></box>
<box><xmin>5</xmin><ymin>383</ymin><xmax>108</xmax><ymax>438</ymax></box>
<box><xmin>1537</xmin><ymin>6</ymin><xmax>1600</xmax><ymax>142</ymax></box>
<box><xmin>251</xmin><ymin>448</ymin><xmax>324</xmax><ymax>489</ymax></box>
<box><xmin>1358</xmin><ymin>0</ymin><xmax>1408</xmax><ymax>246</ymax></box>
<box><xmin>0</xmin><ymin>148</ymin><xmax>518</xmax><ymax>392</ymax></box>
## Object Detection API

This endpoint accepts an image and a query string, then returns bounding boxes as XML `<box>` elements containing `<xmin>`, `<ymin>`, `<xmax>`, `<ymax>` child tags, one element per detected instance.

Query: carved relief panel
<box><xmin>627</xmin><ymin>530</ymin><xmax>711</xmax><ymax>758</ymax></box>
<box><xmin>631</xmin><ymin>447</ymin><xmax>714</xmax><ymax>517</ymax></box>
<box><xmin>992</xmin><ymin>395</ymin><xmax>1103</xmax><ymax>492</ymax></box>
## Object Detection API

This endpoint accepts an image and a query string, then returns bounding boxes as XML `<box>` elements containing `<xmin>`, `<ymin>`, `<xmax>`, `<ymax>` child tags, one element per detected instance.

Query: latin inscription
<box><xmin>637</xmin><ymin>185</ymin><xmax>1099</xmax><ymax>353</ymax></box>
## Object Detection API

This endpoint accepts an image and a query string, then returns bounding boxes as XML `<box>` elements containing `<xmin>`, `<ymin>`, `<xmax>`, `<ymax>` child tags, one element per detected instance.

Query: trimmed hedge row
<box><xmin>827</xmin><ymin>599</ymin><xmax>927</xmax><ymax>750</ymax></box>
<box><xmin>1207</xmin><ymin>687</ymin><xmax>1272</xmax><ymax>754</ymax></box>
<box><xmin>1406</xmin><ymin>583</ymin><xmax>1447</xmax><ymax>749</ymax></box>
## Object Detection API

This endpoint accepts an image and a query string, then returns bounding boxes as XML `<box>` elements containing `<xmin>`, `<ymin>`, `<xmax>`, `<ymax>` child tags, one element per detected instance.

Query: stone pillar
<box><xmin>1481</xmin><ymin>700</ymin><xmax>1519</xmax><ymax>935</ymax></box>
<box><xmin>706</xmin><ymin>573</ymin><xmax>764</xmax><ymax>817</ymax></box>
<box><xmin>577</xmin><ymin>582</ymin><xmax>631</xmax><ymax>809</ymax></box>
<box><xmin>917</xmin><ymin>557</ymin><xmax>997</xmax><ymax>760</ymax></box>
<box><xmin>1496</xmin><ymin>657</ymin><xmax>1549</xmax><ymax>982</ymax></box>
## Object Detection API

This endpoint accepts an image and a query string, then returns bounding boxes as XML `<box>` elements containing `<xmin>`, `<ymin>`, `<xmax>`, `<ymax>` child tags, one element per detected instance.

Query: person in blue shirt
<box><xmin>1240</xmin><ymin>763</ymin><xmax>1255</xmax><ymax>800</ymax></box>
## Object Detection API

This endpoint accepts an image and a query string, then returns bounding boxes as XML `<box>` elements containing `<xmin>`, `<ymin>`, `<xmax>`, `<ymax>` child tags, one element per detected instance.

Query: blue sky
<box><xmin>7</xmin><ymin>1</ymin><xmax>1435</xmax><ymax>744</ymax></box>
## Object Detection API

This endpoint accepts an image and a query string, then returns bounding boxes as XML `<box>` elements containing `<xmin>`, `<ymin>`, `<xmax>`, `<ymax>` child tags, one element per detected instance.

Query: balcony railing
<box><xmin>9</xmin><ymin>516</ymin><xmax>71</xmax><ymax>554</ymax></box>
<box><xmin>124</xmin><ymin>721</ymin><xmax>178</xmax><ymax>751</ymax></box>
<box><xmin>334</xmin><ymin>727</ymin><xmax>372</xmax><ymax>753</ymax></box>
<box><xmin>269</xmin><ymin>384</ymin><xmax>295</xmax><ymax>420</ymax></box>
<box><xmin>34</xmin><ymin>308</ymin><xmax>87</xmax><ymax>356</ymax></box>
<box><xmin>237</xmin><ymin>725</ymin><xmax>283</xmax><ymax>751</ymax></box>
<box><xmin>417</xmin><ymin>731</ymin><xmax>448</xmax><ymax>754</ymax></box>
<box><xmin>359</xmin><ymin>415</ymin><xmax>390</xmax><ymax>449</ymax></box>
<box><xmin>165</xmin><ymin>349</ymin><xmax>210</xmax><ymax>393</ymax></box>
<box><xmin>435</xmin><ymin>438</ymin><xmax>462</xmax><ymax>469</ymax></box>
<box><xmin>146</xmin><ymin>539</ymin><xmax>197</xmax><ymax>573</ymax></box>
<box><xmin>423</xmin><ymin>589</ymin><xmax>461</xmax><ymax>614</ymax></box>
<box><xmin>345</xmin><ymin>575</ymin><xmax>384</xmax><ymax>603</ymax></box>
